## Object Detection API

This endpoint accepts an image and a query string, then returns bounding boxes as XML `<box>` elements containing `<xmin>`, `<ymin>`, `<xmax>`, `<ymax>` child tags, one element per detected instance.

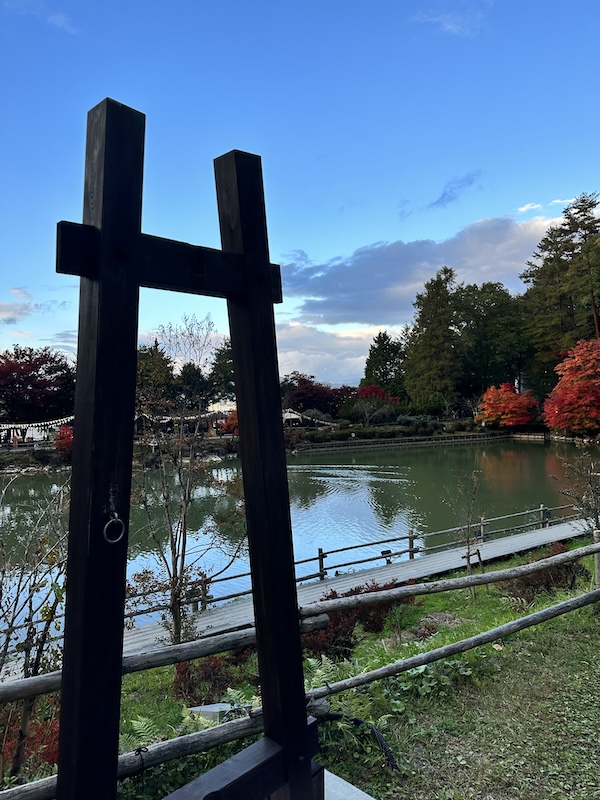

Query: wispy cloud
<box><xmin>550</xmin><ymin>197</ymin><xmax>576</xmax><ymax>206</ymax></box>
<box><xmin>0</xmin><ymin>296</ymin><xmax>70</xmax><ymax>326</ymax></box>
<box><xmin>43</xmin><ymin>330</ymin><xmax>77</xmax><ymax>356</ymax></box>
<box><xmin>428</xmin><ymin>170</ymin><xmax>482</xmax><ymax>209</ymax></box>
<box><xmin>4</xmin><ymin>0</ymin><xmax>77</xmax><ymax>33</ymax></box>
<box><xmin>0</xmin><ymin>302</ymin><xmax>31</xmax><ymax>325</ymax></box>
<box><xmin>9</xmin><ymin>286</ymin><xmax>32</xmax><ymax>300</ymax></box>
<box><xmin>517</xmin><ymin>203</ymin><xmax>542</xmax><ymax>213</ymax></box>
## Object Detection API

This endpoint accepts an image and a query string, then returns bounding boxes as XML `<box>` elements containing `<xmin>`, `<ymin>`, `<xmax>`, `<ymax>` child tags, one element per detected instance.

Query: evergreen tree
<box><xmin>520</xmin><ymin>193</ymin><xmax>600</xmax><ymax>398</ymax></box>
<box><xmin>455</xmin><ymin>282</ymin><xmax>523</xmax><ymax>398</ymax></box>
<box><xmin>361</xmin><ymin>330</ymin><xmax>407</xmax><ymax>400</ymax></box>
<box><xmin>208</xmin><ymin>338</ymin><xmax>235</xmax><ymax>401</ymax></box>
<box><xmin>403</xmin><ymin>267</ymin><xmax>461</xmax><ymax>411</ymax></box>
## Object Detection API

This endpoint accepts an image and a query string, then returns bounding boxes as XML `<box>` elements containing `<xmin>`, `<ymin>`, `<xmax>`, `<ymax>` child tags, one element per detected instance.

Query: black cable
<box><xmin>319</xmin><ymin>712</ymin><xmax>400</xmax><ymax>771</ymax></box>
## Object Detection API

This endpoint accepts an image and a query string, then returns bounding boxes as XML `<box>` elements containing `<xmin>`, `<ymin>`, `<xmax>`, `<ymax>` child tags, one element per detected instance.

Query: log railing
<box><xmin>2</xmin><ymin>539</ymin><xmax>600</xmax><ymax>800</ymax></box>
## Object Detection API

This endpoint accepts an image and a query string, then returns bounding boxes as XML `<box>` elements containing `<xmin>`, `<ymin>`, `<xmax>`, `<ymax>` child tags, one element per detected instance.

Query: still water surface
<box><xmin>0</xmin><ymin>440</ymin><xmax>582</xmax><ymax>600</ymax></box>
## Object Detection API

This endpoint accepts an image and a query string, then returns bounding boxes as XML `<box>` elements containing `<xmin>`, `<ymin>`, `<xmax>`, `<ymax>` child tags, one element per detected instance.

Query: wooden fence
<box><xmin>2</xmin><ymin>538</ymin><xmax>600</xmax><ymax>800</ymax></box>
<box><xmin>129</xmin><ymin>502</ymin><xmax>578</xmax><ymax>617</ymax></box>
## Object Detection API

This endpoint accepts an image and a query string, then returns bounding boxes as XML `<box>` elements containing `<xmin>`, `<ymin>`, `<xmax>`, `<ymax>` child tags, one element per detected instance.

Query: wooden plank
<box><xmin>57</xmin><ymin>222</ymin><xmax>282</xmax><ymax>302</ymax></box>
<box><xmin>215</xmin><ymin>151</ymin><xmax>313</xmax><ymax>799</ymax></box>
<box><xmin>162</xmin><ymin>720</ymin><xmax>319</xmax><ymax>800</ymax></box>
<box><xmin>56</xmin><ymin>98</ymin><xmax>145</xmax><ymax>800</ymax></box>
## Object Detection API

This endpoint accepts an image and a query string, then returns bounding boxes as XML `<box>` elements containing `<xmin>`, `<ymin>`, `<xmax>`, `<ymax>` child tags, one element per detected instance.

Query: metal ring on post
<box><xmin>103</xmin><ymin>514</ymin><xmax>125</xmax><ymax>544</ymax></box>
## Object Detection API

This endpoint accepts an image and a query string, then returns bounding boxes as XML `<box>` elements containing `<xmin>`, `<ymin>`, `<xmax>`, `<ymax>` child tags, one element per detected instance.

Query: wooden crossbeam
<box><xmin>163</xmin><ymin>720</ymin><xmax>320</xmax><ymax>800</ymax></box>
<box><xmin>57</xmin><ymin>221</ymin><xmax>282</xmax><ymax>302</ymax></box>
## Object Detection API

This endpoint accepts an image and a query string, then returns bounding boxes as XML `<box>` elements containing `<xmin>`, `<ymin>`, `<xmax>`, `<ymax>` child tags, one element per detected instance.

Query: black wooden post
<box><xmin>56</xmin><ymin>99</ymin><xmax>144</xmax><ymax>800</ymax></box>
<box><xmin>56</xmin><ymin>102</ymin><xmax>316</xmax><ymax>800</ymax></box>
<box><xmin>215</xmin><ymin>152</ymin><xmax>313</xmax><ymax>799</ymax></box>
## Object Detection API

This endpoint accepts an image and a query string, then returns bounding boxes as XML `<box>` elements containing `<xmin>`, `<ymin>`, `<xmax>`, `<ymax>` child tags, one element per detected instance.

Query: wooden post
<box><xmin>56</xmin><ymin>103</ymin><xmax>318</xmax><ymax>800</ymax></box>
<box><xmin>56</xmin><ymin>99</ymin><xmax>144</xmax><ymax>800</ymax></box>
<box><xmin>215</xmin><ymin>151</ymin><xmax>313</xmax><ymax>799</ymax></box>
<box><xmin>594</xmin><ymin>530</ymin><xmax>600</xmax><ymax>590</ymax></box>
<box><xmin>408</xmin><ymin>528</ymin><xmax>415</xmax><ymax>559</ymax></box>
<box><xmin>318</xmin><ymin>547</ymin><xmax>326</xmax><ymax>579</ymax></box>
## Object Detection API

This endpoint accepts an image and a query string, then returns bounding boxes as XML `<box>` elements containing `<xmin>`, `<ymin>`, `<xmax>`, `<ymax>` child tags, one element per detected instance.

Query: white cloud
<box><xmin>517</xmin><ymin>203</ymin><xmax>542</xmax><ymax>213</ymax></box>
<box><xmin>275</xmin><ymin>322</ymin><xmax>397</xmax><ymax>387</ymax></box>
<box><xmin>411</xmin><ymin>4</ymin><xmax>487</xmax><ymax>37</ymax></box>
<box><xmin>550</xmin><ymin>198</ymin><xmax>575</xmax><ymax>206</ymax></box>
<box><xmin>4</xmin><ymin>0</ymin><xmax>77</xmax><ymax>33</ymax></box>
<box><xmin>282</xmin><ymin>215</ymin><xmax>558</xmax><ymax>327</ymax></box>
<box><xmin>10</xmin><ymin>287</ymin><xmax>32</xmax><ymax>300</ymax></box>
<box><xmin>47</xmin><ymin>10</ymin><xmax>77</xmax><ymax>33</ymax></box>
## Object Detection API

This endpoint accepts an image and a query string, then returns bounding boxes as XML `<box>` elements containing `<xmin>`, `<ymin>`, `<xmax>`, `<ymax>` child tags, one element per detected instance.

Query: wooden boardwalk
<box><xmin>122</xmin><ymin>518</ymin><xmax>588</xmax><ymax>655</ymax></box>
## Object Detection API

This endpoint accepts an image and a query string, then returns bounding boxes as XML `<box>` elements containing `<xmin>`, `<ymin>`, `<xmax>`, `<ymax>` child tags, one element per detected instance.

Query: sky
<box><xmin>1</xmin><ymin>0</ymin><xmax>598</xmax><ymax>386</ymax></box>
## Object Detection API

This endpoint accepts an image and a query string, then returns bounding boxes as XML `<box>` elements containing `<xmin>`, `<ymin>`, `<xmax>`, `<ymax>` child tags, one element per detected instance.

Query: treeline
<box><xmin>361</xmin><ymin>193</ymin><xmax>600</xmax><ymax>413</ymax></box>
<box><xmin>1</xmin><ymin>194</ymin><xmax>598</xmax><ymax>435</ymax></box>
<box><xmin>276</xmin><ymin>193</ymin><xmax>600</xmax><ymax>433</ymax></box>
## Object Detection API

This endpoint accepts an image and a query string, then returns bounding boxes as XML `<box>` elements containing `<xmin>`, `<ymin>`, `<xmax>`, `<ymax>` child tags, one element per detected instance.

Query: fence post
<box><xmin>540</xmin><ymin>504</ymin><xmax>546</xmax><ymax>528</ymax></box>
<box><xmin>594</xmin><ymin>530</ymin><xmax>600</xmax><ymax>590</ymax></box>
<box><xmin>408</xmin><ymin>529</ymin><xmax>415</xmax><ymax>559</ymax></box>
<box><xmin>479</xmin><ymin>515</ymin><xmax>486</xmax><ymax>541</ymax></box>
<box><xmin>318</xmin><ymin>548</ymin><xmax>326</xmax><ymax>580</ymax></box>
<box><xmin>200</xmin><ymin>577</ymin><xmax>211</xmax><ymax>611</ymax></box>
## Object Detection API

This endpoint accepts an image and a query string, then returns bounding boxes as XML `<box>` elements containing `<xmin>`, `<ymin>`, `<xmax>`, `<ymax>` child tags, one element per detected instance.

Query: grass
<box><xmin>7</xmin><ymin>540</ymin><xmax>594</xmax><ymax>797</ymax></box>
<box><xmin>114</xmin><ymin>541</ymin><xmax>600</xmax><ymax>799</ymax></box>
<box><xmin>314</xmin><ymin>542</ymin><xmax>600</xmax><ymax>799</ymax></box>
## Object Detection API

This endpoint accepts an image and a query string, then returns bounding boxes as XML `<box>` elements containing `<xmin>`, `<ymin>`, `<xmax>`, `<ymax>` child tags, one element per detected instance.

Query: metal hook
<box><xmin>103</xmin><ymin>512</ymin><xmax>125</xmax><ymax>544</ymax></box>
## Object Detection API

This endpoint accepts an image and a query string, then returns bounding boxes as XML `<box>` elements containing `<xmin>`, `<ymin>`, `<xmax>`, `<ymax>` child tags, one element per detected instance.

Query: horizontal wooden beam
<box><xmin>56</xmin><ymin>221</ymin><xmax>282</xmax><ymax>303</ymax></box>
<box><xmin>163</xmin><ymin>720</ymin><xmax>319</xmax><ymax>800</ymax></box>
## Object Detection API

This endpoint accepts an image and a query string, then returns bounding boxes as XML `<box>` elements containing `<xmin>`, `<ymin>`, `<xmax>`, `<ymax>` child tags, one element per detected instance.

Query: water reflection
<box><xmin>0</xmin><ymin>441</ymin><xmax>587</xmax><ymax>602</ymax></box>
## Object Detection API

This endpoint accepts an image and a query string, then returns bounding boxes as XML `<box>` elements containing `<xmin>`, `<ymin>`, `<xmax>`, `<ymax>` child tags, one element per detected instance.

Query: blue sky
<box><xmin>1</xmin><ymin>0</ymin><xmax>598</xmax><ymax>385</ymax></box>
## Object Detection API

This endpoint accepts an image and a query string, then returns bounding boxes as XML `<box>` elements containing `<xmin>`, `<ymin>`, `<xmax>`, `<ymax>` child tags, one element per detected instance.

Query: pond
<box><xmin>0</xmin><ymin>438</ymin><xmax>584</xmax><ymax>610</ymax></box>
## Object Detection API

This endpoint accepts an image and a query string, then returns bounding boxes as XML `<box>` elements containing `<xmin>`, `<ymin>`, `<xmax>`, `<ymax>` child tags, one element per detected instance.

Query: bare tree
<box><xmin>0</xmin><ymin>476</ymin><xmax>69</xmax><ymax>776</ymax></box>
<box><xmin>131</xmin><ymin>314</ymin><xmax>244</xmax><ymax>644</ymax></box>
<box><xmin>556</xmin><ymin>443</ymin><xmax>600</xmax><ymax>531</ymax></box>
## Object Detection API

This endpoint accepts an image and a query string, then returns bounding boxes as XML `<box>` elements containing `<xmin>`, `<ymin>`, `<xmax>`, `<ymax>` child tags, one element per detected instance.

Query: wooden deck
<box><xmin>122</xmin><ymin>518</ymin><xmax>588</xmax><ymax>655</ymax></box>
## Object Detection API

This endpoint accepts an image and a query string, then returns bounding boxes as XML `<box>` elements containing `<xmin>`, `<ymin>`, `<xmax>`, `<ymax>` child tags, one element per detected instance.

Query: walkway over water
<box><xmin>122</xmin><ymin>518</ymin><xmax>587</xmax><ymax>654</ymax></box>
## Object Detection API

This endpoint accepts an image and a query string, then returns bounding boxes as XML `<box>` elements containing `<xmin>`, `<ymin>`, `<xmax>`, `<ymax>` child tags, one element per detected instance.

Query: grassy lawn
<box><xmin>105</xmin><ymin>541</ymin><xmax>600</xmax><ymax>799</ymax></box>
<box><xmin>312</xmin><ymin>543</ymin><xmax>600</xmax><ymax>799</ymax></box>
<box><xmin>0</xmin><ymin>542</ymin><xmax>580</xmax><ymax>800</ymax></box>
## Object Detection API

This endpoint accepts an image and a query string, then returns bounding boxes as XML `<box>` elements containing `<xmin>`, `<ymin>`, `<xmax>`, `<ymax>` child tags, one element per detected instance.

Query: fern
<box><xmin>119</xmin><ymin>715</ymin><xmax>162</xmax><ymax>754</ymax></box>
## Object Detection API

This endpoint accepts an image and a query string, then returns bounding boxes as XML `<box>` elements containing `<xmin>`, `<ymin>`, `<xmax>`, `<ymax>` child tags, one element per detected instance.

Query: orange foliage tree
<box><xmin>477</xmin><ymin>383</ymin><xmax>537</xmax><ymax>427</ymax></box>
<box><xmin>543</xmin><ymin>339</ymin><xmax>600</xmax><ymax>434</ymax></box>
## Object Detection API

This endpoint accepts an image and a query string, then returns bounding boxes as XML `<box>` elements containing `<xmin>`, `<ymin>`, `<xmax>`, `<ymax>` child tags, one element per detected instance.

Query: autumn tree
<box><xmin>0</xmin><ymin>346</ymin><xmax>75</xmax><ymax>422</ymax></box>
<box><xmin>543</xmin><ymin>339</ymin><xmax>600</xmax><ymax>434</ymax></box>
<box><xmin>477</xmin><ymin>383</ymin><xmax>538</xmax><ymax>427</ymax></box>
<box><xmin>347</xmin><ymin>384</ymin><xmax>400</xmax><ymax>426</ymax></box>
<box><xmin>280</xmin><ymin>372</ymin><xmax>338</xmax><ymax>417</ymax></box>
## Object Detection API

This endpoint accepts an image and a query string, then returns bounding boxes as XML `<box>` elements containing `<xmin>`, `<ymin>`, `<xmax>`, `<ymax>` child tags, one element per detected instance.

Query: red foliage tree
<box><xmin>221</xmin><ymin>410</ymin><xmax>239</xmax><ymax>435</ymax></box>
<box><xmin>477</xmin><ymin>383</ymin><xmax>537</xmax><ymax>427</ymax></box>
<box><xmin>357</xmin><ymin>384</ymin><xmax>390</xmax><ymax>402</ymax></box>
<box><xmin>54</xmin><ymin>425</ymin><xmax>73</xmax><ymax>460</ymax></box>
<box><xmin>543</xmin><ymin>339</ymin><xmax>600</xmax><ymax>434</ymax></box>
<box><xmin>0</xmin><ymin>346</ymin><xmax>74</xmax><ymax>422</ymax></box>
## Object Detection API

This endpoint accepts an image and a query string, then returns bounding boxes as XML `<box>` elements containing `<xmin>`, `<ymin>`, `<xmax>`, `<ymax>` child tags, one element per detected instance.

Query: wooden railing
<box><xmin>133</xmin><ymin>502</ymin><xmax>580</xmax><ymax>616</ymax></box>
<box><xmin>2</xmin><ymin>539</ymin><xmax>600</xmax><ymax>800</ymax></box>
